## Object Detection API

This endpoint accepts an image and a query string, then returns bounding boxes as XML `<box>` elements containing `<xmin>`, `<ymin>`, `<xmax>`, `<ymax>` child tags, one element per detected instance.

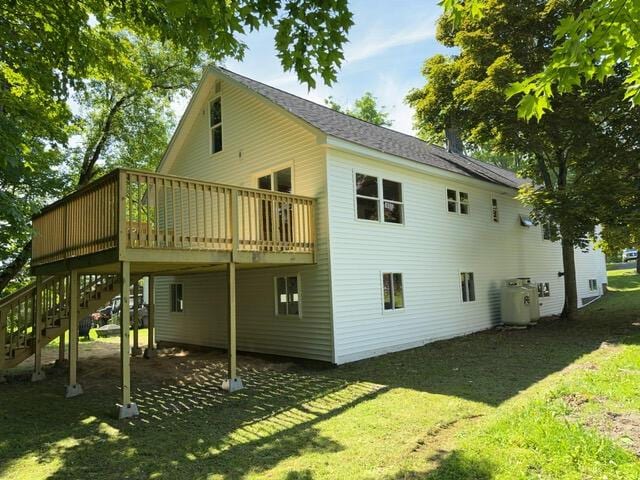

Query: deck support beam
<box><xmin>117</xmin><ymin>261</ymin><xmax>139</xmax><ymax>419</ymax></box>
<box><xmin>221</xmin><ymin>261</ymin><xmax>243</xmax><ymax>392</ymax></box>
<box><xmin>131</xmin><ymin>279</ymin><xmax>141</xmax><ymax>357</ymax></box>
<box><xmin>144</xmin><ymin>276</ymin><xmax>156</xmax><ymax>359</ymax></box>
<box><xmin>65</xmin><ymin>270</ymin><xmax>83</xmax><ymax>398</ymax></box>
<box><xmin>31</xmin><ymin>276</ymin><xmax>46</xmax><ymax>382</ymax></box>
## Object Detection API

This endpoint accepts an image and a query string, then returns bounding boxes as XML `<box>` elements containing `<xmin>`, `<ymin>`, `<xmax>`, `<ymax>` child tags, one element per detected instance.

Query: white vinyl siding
<box><xmin>327</xmin><ymin>148</ymin><xmax>606</xmax><ymax>364</ymax></box>
<box><xmin>155</xmin><ymin>75</ymin><xmax>333</xmax><ymax>362</ymax></box>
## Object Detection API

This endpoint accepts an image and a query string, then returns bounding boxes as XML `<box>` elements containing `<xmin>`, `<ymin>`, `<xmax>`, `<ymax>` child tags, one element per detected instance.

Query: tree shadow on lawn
<box><xmin>0</xmin><ymin>355</ymin><xmax>386</xmax><ymax>480</ymax></box>
<box><xmin>331</xmin><ymin>288</ymin><xmax>640</xmax><ymax>407</ymax></box>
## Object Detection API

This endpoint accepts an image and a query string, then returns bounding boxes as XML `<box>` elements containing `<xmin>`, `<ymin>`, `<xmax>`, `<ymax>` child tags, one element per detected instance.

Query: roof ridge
<box><xmin>212</xmin><ymin>65</ymin><xmax>524</xmax><ymax>189</ymax></box>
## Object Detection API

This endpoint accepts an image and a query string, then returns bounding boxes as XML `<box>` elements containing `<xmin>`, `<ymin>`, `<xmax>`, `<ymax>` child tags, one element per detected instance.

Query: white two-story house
<box><xmin>151</xmin><ymin>66</ymin><xmax>607</xmax><ymax>365</ymax></box>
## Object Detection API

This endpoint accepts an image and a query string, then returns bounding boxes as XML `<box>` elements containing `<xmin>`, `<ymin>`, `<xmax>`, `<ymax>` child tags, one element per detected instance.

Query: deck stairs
<box><xmin>1</xmin><ymin>274</ymin><xmax>120</xmax><ymax>370</ymax></box>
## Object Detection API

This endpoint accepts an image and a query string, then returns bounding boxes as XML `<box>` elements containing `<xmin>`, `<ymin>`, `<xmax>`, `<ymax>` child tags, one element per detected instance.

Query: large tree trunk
<box><xmin>636</xmin><ymin>254</ymin><xmax>640</xmax><ymax>274</ymax></box>
<box><xmin>560</xmin><ymin>238</ymin><xmax>578</xmax><ymax>320</ymax></box>
<box><xmin>0</xmin><ymin>241</ymin><xmax>32</xmax><ymax>295</ymax></box>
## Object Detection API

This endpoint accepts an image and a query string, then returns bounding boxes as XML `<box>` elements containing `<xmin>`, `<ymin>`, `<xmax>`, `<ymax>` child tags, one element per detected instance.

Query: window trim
<box><xmin>537</xmin><ymin>282</ymin><xmax>551</xmax><ymax>298</ymax></box>
<box><xmin>459</xmin><ymin>271</ymin><xmax>476</xmax><ymax>303</ymax></box>
<box><xmin>381</xmin><ymin>272</ymin><xmax>405</xmax><ymax>312</ymax></box>
<box><xmin>209</xmin><ymin>96</ymin><xmax>223</xmax><ymax>155</ymax></box>
<box><xmin>254</xmin><ymin>163</ymin><xmax>295</xmax><ymax>194</ymax></box>
<box><xmin>446</xmin><ymin>187</ymin><xmax>470</xmax><ymax>216</ymax></box>
<box><xmin>169</xmin><ymin>283</ymin><xmax>184</xmax><ymax>313</ymax></box>
<box><xmin>353</xmin><ymin>171</ymin><xmax>405</xmax><ymax>225</ymax></box>
<box><xmin>273</xmin><ymin>274</ymin><xmax>302</xmax><ymax>318</ymax></box>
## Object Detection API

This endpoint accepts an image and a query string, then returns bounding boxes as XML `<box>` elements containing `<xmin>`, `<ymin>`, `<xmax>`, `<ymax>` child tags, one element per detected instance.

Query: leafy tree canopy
<box><xmin>440</xmin><ymin>0</ymin><xmax>640</xmax><ymax>120</ymax></box>
<box><xmin>326</xmin><ymin>92</ymin><xmax>393</xmax><ymax>126</ymax></box>
<box><xmin>409</xmin><ymin>0</ymin><xmax>640</xmax><ymax>318</ymax></box>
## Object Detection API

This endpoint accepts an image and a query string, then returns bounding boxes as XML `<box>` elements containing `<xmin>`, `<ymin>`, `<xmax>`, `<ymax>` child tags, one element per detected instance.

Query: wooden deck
<box><xmin>31</xmin><ymin>168</ymin><xmax>316</xmax><ymax>275</ymax></box>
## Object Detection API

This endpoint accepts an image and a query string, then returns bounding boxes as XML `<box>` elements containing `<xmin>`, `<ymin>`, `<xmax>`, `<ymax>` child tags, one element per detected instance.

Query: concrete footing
<box><xmin>117</xmin><ymin>402</ymin><xmax>140</xmax><ymax>419</ymax></box>
<box><xmin>31</xmin><ymin>370</ymin><xmax>46</xmax><ymax>382</ymax></box>
<box><xmin>65</xmin><ymin>383</ymin><xmax>84</xmax><ymax>398</ymax></box>
<box><xmin>143</xmin><ymin>348</ymin><xmax>157</xmax><ymax>359</ymax></box>
<box><xmin>221</xmin><ymin>377</ymin><xmax>244</xmax><ymax>392</ymax></box>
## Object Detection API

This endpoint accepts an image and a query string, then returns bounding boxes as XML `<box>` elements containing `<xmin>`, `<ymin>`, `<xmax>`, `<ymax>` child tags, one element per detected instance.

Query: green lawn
<box><xmin>1</xmin><ymin>271</ymin><xmax>639</xmax><ymax>479</ymax></box>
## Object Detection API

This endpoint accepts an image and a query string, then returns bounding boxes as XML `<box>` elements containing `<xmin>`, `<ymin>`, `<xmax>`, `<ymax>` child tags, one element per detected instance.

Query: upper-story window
<box><xmin>209</xmin><ymin>97</ymin><xmax>222</xmax><ymax>154</ymax></box>
<box><xmin>491</xmin><ymin>198</ymin><xmax>499</xmax><ymax>223</ymax></box>
<box><xmin>355</xmin><ymin>173</ymin><xmax>403</xmax><ymax>224</ymax></box>
<box><xmin>447</xmin><ymin>188</ymin><xmax>469</xmax><ymax>215</ymax></box>
<box><xmin>542</xmin><ymin>221</ymin><xmax>557</xmax><ymax>240</ymax></box>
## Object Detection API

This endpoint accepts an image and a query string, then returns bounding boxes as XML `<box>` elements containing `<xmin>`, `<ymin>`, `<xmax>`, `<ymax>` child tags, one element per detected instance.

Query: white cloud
<box><xmin>345</xmin><ymin>23</ymin><xmax>436</xmax><ymax>64</ymax></box>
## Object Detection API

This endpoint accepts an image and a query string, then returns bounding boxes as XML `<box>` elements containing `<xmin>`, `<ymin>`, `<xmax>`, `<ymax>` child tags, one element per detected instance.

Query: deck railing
<box><xmin>31</xmin><ymin>169</ymin><xmax>316</xmax><ymax>266</ymax></box>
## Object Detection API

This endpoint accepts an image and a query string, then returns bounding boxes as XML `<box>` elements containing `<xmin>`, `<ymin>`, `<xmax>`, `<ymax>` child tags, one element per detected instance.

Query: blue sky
<box><xmin>180</xmin><ymin>1</ymin><xmax>453</xmax><ymax>135</ymax></box>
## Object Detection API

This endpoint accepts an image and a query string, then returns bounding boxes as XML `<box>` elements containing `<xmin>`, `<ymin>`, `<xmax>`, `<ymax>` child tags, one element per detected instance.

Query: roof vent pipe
<box><xmin>445</xmin><ymin>127</ymin><xmax>465</xmax><ymax>155</ymax></box>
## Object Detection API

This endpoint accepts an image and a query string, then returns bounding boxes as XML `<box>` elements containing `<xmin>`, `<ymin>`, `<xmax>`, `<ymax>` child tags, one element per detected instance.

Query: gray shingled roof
<box><xmin>215</xmin><ymin>67</ymin><xmax>524</xmax><ymax>190</ymax></box>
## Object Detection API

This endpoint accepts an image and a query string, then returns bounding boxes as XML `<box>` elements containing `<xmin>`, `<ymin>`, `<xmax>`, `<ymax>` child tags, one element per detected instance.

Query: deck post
<box><xmin>57</xmin><ymin>332</ymin><xmax>66</xmax><ymax>366</ymax></box>
<box><xmin>65</xmin><ymin>270</ymin><xmax>83</xmax><ymax>397</ymax></box>
<box><xmin>131</xmin><ymin>279</ymin><xmax>141</xmax><ymax>356</ymax></box>
<box><xmin>31</xmin><ymin>276</ymin><xmax>46</xmax><ymax>381</ymax></box>
<box><xmin>118</xmin><ymin>261</ymin><xmax>139</xmax><ymax>419</ymax></box>
<box><xmin>221</xmin><ymin>261</ymin><xmax>243</xmax><ymax>392</ymax></box>
<box><xmin>144</xmin><ymin>275</ymin><xmax>156</xmax><ymax>359</ymax></box>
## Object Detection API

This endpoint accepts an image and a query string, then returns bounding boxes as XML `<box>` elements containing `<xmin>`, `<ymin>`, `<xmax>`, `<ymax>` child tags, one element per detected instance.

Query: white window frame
<box><xmin>588</xmin><ymin>279</ymin><xmax>598</xmax><ymax>292</ymax></box>
<box><xmin>381</xmin><ymin>272</ymin><xmax>405</xmax><ymax>312</ymax></box>
<box><xmin>170</xmin><ymin>283</ymin><xmax>184</xmax><ymax>313</ymax></box>
<box><xmin>446</xmin><ymin>187</ymin><xmax>470</xmax><ymax>215</ymax></box>
<box><xmin>209</xmin><ymin>96</ymin><xmax>222</xmax><ymax>155</ymax></box>
<box><xmin>273</xmin><ymin>274</ymin><xmax>302</xmax><ymax>318</ymax></box>
<box><xmin>537</xmin><ymin>282</ymin><xmax>551</xmax><ymax>297</ymax></box>
<box><xmin>353</xmin><ymin>172</ymin><xmax>404</xmax><ymax>225</ymax></box>
<box><xmin>254</xmin><ymin>163</ymin><xmax>295</xmax><ymax>193</ymax></box>
<box><xmin>542</xmin><ymin>221</ymin><xmax>557</xmax><ymax>241</ymax></box>
<box><xmin>491</xmin><ymin>197</ymin><xmax>499</xmax><ymax>223</ymax></box>
<box><xmin>459</xmin><ymin>271</ymin><xmax>476</xmax><ymax>303</ymax></box>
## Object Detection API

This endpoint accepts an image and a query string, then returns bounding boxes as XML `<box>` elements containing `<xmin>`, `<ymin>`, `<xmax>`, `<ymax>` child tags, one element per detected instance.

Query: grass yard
<box><xmin>1</xmin><ymin>270</ymin><xmax>639</xmax><ymax>479</ymax></box>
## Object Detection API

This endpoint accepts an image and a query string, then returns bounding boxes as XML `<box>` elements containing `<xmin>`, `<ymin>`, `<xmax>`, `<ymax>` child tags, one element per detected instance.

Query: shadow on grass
<box><xmin>0</xmin><ymin>276</ymin><xmax>638</xmax><ymax>479</ymax></box>
<box><xmin>330</xmin><ymin>285</ymin><xmax>640</xmax><ymax>407</ymax></box>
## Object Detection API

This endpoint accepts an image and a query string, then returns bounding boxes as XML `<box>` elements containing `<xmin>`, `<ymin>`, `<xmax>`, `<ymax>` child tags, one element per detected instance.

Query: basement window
<box><xmin>588</xmin><ymin>279</ymin><xmax>598</xmax><ymax>291</ymax></box>
<box><xmin>209</xmin><ymin>97</ymin><xmax>222</xmax><ymax>154</ymax></box>
<box><xmin>447</xmin><ymin>188</ymin><xmax>469</xmax><ymax>215</ymax></box>
<box><xmin>170</xmin><ymin>283</ymin><xmax>183</xmax><ymax>312</ymax></box>
<box><xmin>382</xmin><ymin>273</ymin><xmax>404</xmax><ymax>310</ymax></box>
<box><xmin>537</xmin><ymin>282</ymin><xmax>550</xmax><ymax>298</ymax></box>
<box><xmin>275</xmin><ymin>275</ymin><xmax>300</xmax><ymax>316</ymax></box>
<box><xmin>460</xmin><ymin>272</ymin><xmax>475</xmax><ymax>302</ymax></box>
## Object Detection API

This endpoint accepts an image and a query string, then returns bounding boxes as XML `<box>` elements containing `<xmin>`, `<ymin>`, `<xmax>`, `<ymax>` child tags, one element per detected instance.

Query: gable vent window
<box><xmin>355</xmin><ymin>173</ymin><xmax>403</xmax><ymax>224</ymax></box>
<box><xmin>460</xmin><ymin>272</ymin><xmax>475</xmax><ymax>302</ymax></box>
<box><xmin>537</xmin><ymin>282</ymin><xmax>550</xmax><ymax>297</ymax></box>
<box><xmin>491</xmin><ymin>198</ymin><xmax>499</xmax><ymax>223</ymax></box>
<box><xmin>382</xmin><ymin>273</ymin><xmax>404</xmax><ymax>310</ymax></box>
<box><xmin>447</xmin><ymin>189</ymin><xmax>469</xmax><ymax>215</ymax></box>
<box><xmin>209</xmin><ymin>97</ymin><xmax>222</xmax><ymax>154</ymax></box>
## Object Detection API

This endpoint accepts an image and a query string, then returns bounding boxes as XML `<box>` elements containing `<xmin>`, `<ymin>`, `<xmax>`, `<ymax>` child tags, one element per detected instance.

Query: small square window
<box><xmin>460</xmin><ymin>272</ymin><xmax>475</xmax><ymax>302</ymax></box>
<box><xmin>537</xmin><ymin>282</ymin><xmax>550</xmax><ymax>297</ymax></box>
<box><xmin>447</xmin><ymin>189</ymin><xmax>469</xmax><ymax>215</ymax></box>
<box><xmin>383</xmin><ymin>272</ymin><xmax>404</xmax><ymax>310</ymax></box>
<box><xmin>355</xmin><ymin>173</ymin><xmax>403</xmax><ymax>224</ymax></box>
<box><xmin>588</xmin><ymin>279</ymin><xmax>598</xmax><ymax>291</ymax></box>
<box><xmin>170</xmin><ymin>283</ymin><xmax>183</xmax><ymax>312</ymax></box>
<box><xmin>275</xmin><ymin>275</ymin><xmax>300</xmax><ymax>316</ymax></box>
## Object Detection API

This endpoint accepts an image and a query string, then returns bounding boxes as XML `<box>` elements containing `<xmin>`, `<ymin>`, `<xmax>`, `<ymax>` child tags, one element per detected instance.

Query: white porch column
<box><xmin>144</xmin><ymin>275</ymin><xmax>156</xmax><ymax>358</ymax></box>
<box><xmin>118</xmin><ymin>261</ymin><xmax>139</xmax><ymax>419</ymax></box>
<box><xmin>221</xmin><ymin>262</ymin><xmax>243</xmax><ymax>392</ymax></box>
<box><xmin>31</xmin><ymin>276</ymin><xmax>45</xmax><ymax>381</ymax></box>
<box><xmin>65</xmin><ymin>270</ymin><xmax>82</xmax><ymax>397</ymax></box>
<box><xmin>131</xmin><ymin>279</ymin><xmax>141</xmax><ymax>356</ymax></box>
